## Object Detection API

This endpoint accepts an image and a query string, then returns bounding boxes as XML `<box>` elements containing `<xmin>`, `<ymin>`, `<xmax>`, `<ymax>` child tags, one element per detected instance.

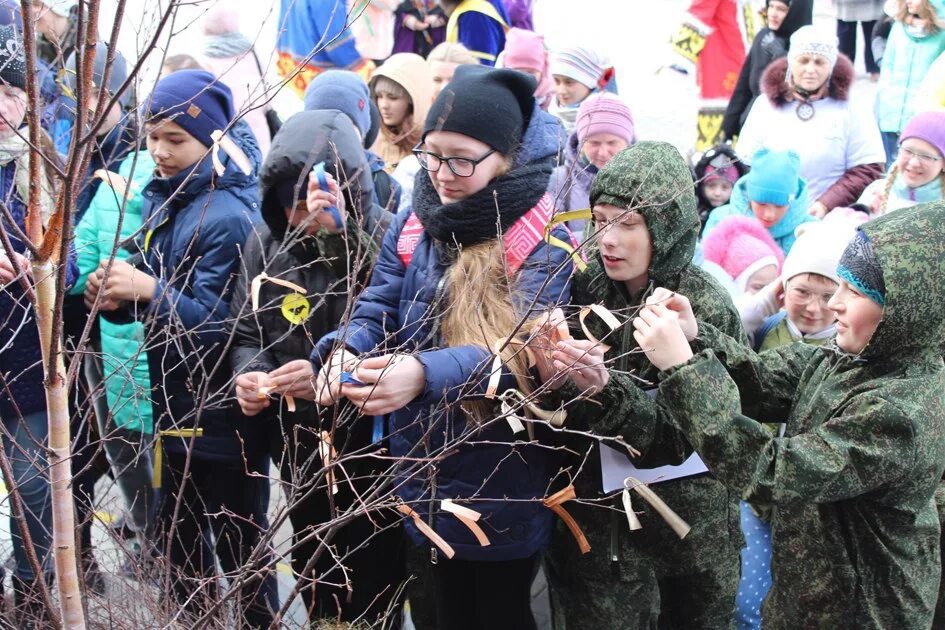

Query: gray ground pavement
<box><xmin>0</xmin><ymin>0</ymin><xmax>879</xmax><ymax>627</ymax></box>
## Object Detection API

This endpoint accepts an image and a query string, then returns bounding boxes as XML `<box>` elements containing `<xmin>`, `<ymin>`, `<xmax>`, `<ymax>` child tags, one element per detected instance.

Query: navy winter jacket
<box><xmin>313</xmin><ymin>106</ymin><xmax>573</xmax><ymax>561</ymax></box>
<box><xmin>0</xmin><ymin>158</ymin><xmax>77</xmax><ymax>421</ymax></box>
<box><xmin>133</xmin><ymin>120</ymin><xmax>263</xmax><ymax>462</ymax></box>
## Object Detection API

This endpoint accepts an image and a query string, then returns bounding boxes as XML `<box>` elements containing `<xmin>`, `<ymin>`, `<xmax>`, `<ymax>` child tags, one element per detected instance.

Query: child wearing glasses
<box><xmin>859</xmin><ymin>110</ymin><xmax>945</xmax><ymax>215</ymax></box>
<box><xmin>633</xmin><ymin>203</ymin><xmax>945</xmax><ymax>630</ymax></box>
<box><xmin>312</xmin><ymin>65</ymin><xmax>572</xmax><ymax>630</ymax></box>
<box><xmin>730</xmin><ymin>215</ymin><xmax>860</xmax><ymax>627</ymax></box>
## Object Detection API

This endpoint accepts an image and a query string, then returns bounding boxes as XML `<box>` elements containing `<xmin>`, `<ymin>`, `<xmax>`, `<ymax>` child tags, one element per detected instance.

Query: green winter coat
<box><xmin>659</xmin><ymin>202</ymin><xmax>945</xmax><ymax>628</ymax></box>
<box><xmin>548</xmin><ymin>143</ymin><xmax>746</xmax><ymax>602</ymax></box>
<box><xmin>70</xmin><ymin>150</ymin><xmax>155</xmax><ymax>433</ymax></box>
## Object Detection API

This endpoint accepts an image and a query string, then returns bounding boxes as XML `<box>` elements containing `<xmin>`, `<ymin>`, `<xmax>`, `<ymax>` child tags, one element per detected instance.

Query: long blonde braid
<box><xmin>877</xmin><ymin>164</ymin><xmax>899</xmax><ymax>215</ymax></box>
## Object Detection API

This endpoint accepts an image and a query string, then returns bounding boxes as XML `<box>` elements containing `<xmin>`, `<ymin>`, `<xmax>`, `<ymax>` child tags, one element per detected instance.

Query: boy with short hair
<box><xmin>541</xmin><ymin>142</ymin><xmax>746</xmax><ymax>629</ymax></box>
<box><xmin>86</xmin><ymin>69</ymin><xmax>277</xmax><ymax>625</ymax></box>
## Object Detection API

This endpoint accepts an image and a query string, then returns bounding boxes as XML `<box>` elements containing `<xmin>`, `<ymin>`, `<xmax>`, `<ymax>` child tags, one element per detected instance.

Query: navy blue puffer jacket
<box><xmin>314</xmin><ymin>106</ymin><xmax>573</xmax><ymax>561</ymax></box>
<box><xmin>134</xmin><ymin>120</ymin><xmax>263</xmax><ymax>462</ymax></box>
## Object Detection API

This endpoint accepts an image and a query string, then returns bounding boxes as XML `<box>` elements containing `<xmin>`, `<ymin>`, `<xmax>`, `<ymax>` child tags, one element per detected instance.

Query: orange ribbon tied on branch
<box><xmin>441</xmin><ymin>499</ymin><xmax>491</xmax><ymax>547</ymax></box>
<box><xmin>397</xmin><ymin>502</ymin><xmax>456</xmax><ymax>560</ymax></box>
<box><xmin>543</xmin><ymin>485</ymin><xmax>591</xmax><ymax>554</ymax></box>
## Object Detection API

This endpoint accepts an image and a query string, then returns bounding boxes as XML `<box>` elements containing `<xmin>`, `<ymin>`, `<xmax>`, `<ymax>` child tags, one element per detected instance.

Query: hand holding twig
<box><xmin>552</xmin><ymin>339</ymin><xmax>610</xmax><ymax>395</ymax></box>
<box><xmin>315</xmin><ymin>348</ymin><xmax>358</xmax><ymax>406</ymax></box>
<box><xmin>645</xmin><ymin>287</ymin><xmax>698</xmax><ymax>341</ymax></box>
<box><xmin>343</xmin><ymin>354</ymin><xmax>425</xmax><ymax>416</ymax></box>
<box><xmin>632</xmin><ymin>304</ymin><xmax>694</xmax><ymax>371</ymax></box>
<box><xmin>268</xmin><ymin>359</ymin><xmax>317</xmax><ymax>400</ymax></box>
<box><xmin>235</xmin><ymin>372</ymin><xmax>271</xmax><ymax>416</ymax></box>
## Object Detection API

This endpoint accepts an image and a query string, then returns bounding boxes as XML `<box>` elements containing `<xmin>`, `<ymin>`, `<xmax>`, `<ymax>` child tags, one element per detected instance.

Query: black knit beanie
<box><xmin>423</xmin><ymin>65</ymin><xmax>537</xmax><ymax>155</ymax></box>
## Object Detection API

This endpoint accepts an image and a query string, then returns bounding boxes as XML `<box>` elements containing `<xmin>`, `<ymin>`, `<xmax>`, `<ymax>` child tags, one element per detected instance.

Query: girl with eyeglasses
<box><xmin>860</xmin><ymin>110</ymin><xmax>945</xmax><ymax>215</ymax></box>
<box><xmin>312</xmin><ymin>65</ymin><xmax>572</xmax><ymax>630</ymax></box>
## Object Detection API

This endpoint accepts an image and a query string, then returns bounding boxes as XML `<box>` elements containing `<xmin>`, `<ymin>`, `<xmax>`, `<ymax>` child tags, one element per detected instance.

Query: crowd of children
<box><xmin>1</xmin><ymin>0</ymin><xmax>945</xmax><ymax>628</ymax></box>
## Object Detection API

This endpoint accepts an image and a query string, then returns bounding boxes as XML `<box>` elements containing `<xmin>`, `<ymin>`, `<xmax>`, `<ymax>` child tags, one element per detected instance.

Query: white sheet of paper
<box><xmin>600</xmin><ymin>444</ymin><xmax>710</xmax><ymax>494</ymax></box>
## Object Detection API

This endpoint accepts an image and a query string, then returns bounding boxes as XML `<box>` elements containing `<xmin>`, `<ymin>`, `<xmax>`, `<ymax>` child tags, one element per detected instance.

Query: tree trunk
<box><xmin>32</xmin><ymin>260</ymin><xmax>84</xmax><ymax>629</ymax></box>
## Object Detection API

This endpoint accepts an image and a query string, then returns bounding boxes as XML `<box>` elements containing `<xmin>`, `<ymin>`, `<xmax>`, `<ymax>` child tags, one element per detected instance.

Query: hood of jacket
<box><xmin>145</xmin><ymin>117</ymin><xmax>261</xmax><ymax>212</ymax></box>
<box><xmin>776</xmin><ymin>0</ymin><xmax>814</xmax><ymax>40</ymax></box>
<box><xmin>589</xmin><ymin>141</ymin><xmax>701</xmax><ymax>288</ymax></box>
<box><xmin>259</xmin><ymin>109</ymin><xmax>382</xmax><ymax>240</ymax></box>
<box><xmin>370</xmin><ymin>53</ymin><xmax>433</xmax><ymax>137</ymax></box>
<box><xmin>855</xmin><ymin>201</ymin><xmax>945</xmax><ymax>361</ymax></box>
<box><xmin>726</xmin><ymin>173</ymin><xmax>810</xmax><ymax>240</ymax></box>
<box><xmin>761</xmin><ymin>53</ymin><xmax>854</xmax><ymax>107</ymax></box>
<box><xmin>515</xmin><ymin>101</ymin><xmax>565</xmax><ymax>168</ymax></box>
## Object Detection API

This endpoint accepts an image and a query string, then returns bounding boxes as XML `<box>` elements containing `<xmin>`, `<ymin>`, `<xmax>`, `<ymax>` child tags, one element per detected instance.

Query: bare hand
<box><xmin>0</xmin><ymin>251</ymin><xmax>29</xmax><ymax>285</ymax></box>
<box><xmin>424</xmin><ymin>14</ymin><xmax>445</xmax><ymax>28</ymax></box>
<box><xmin>343</xmin><ymin>354</ymin><xmax>425</xmax><ymax>416</ymax></box>
<box><xmin>530</xmin><ymin>308</ymin><xmax>570</xmax><ymax>390</ymax></box>
<box><xmin>84</xmin><ymin>266</ymin><xmax>123</xmax><ymax>311</ymax></box>
<box><xmin>306</xmin><ymin>171</ymin><xmax>347</xmax><ymax>234</ymax></box>
<box><xmin>808</xmin><ymin>201</ymin><xmax>828</xmax><ymax>218</ymax></box>
<box><xmin>314</xmin><ymin>348</ymin><xmax>358</xmax><ymax>406</ymax></box>
<box><xmin>632</xmin><ymin>304</ymin><xmax>694</xmax><ymax>371</ymax></box>
<box><xmin>267</xmin><ymin>359</ymin><xmax>316</xmax><ymax>400</ymax></box>
<box><xmin>235</xmin><ymin>371</ymin><xmax>271</xmax><ymax>416</ymax></box>
<box><xmin>551</xmin><ymin>339</ymin><xmax>610</xmax><ymax>395</ymax></box>
<box><xmin>645</xmin><ymin>287</ymin><xmax>698</xmax><ymax>341</ymax></box>
<box><xmin>98</xmin><ymin>260</ymin><xmax>157</xmax><ymax>303</ymax></box>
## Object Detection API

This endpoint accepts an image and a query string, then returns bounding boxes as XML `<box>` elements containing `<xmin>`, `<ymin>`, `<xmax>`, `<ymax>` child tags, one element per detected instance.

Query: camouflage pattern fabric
<box><xmin>547</xmin><ymin>142</ymin><xmax>746</xmax><ymax>629</ymax></box>
<box><xmin>659</xmin><ymin>202</ymin><xmax>945</xmax><ymax>628</ymax></box>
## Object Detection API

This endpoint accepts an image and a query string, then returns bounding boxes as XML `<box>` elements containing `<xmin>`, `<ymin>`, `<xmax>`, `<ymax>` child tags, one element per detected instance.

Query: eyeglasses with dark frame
<box><xmin>412</xmin><ymin>144</ymin><xmax>497</xmax><ymax>177</ymax></box>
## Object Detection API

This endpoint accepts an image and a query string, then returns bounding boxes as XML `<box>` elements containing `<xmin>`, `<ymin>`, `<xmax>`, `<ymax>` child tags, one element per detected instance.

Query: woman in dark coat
<box><xmin>721</xmin><ymin>0</ymin><xmax>814</xmax><ymax>140</ymax></box>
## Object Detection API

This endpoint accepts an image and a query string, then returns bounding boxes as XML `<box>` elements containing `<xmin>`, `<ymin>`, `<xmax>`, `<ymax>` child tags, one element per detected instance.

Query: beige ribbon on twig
<box><xmin>579</xmin><ymin>304</ymin><xmax>623</xmax><ymax>352</ymax></box>
<box><xmin>257</xmin><ymin>386</ymin><xmax>296</xmax><ymax>412</ymax></box>
<box><xmin>250</xmin><ymin>272</ymin><xmax>307</xmax><ymax>312</ymax></box>
<box><xmin>319</xmin><ymin>431</ymin><xmax>339</xmax><ymax>495</ymax></box>
<box><xmin>623</xmin><ymin>476</ymin><xmax>691</xmax><ymax>539</ymax></box>
<box><xmin>210</xmin><ymin>130</ymin><xmax>253</xmax><ymax>177</ymax></box>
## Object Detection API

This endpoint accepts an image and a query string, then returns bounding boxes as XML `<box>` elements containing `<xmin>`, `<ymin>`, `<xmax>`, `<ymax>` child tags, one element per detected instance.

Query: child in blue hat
<box><xmin>703</xmin><ymin>148</ymin><xmax>816</xmax><ymax>253</ymax></box>
<box><xmin>85</xmin><ymin>69</ymin><xmax>277</xmax><ymax>626</ymax></box>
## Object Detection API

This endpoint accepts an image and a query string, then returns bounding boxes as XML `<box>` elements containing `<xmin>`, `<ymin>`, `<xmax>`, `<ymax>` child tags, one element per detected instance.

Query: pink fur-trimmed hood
<box><xmin>760</xmin><ymin>54</ymin><xmax>855</xmax><ymax>107</ymax></box>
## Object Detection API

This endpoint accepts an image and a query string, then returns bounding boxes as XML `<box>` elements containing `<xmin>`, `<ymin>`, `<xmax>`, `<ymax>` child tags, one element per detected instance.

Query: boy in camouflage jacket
<box><xmin>542</xmin><ymin>141</ymin><xmax>746</xmax><ymax>628</ymax></box>
<box><xmin>634</xmin><ymin>202</ymin><xmax>945</xmax><ymax>628</ymax></box>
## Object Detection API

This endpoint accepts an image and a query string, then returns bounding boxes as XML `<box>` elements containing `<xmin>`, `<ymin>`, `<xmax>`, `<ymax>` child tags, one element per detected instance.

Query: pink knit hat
<box><xmin>498</xmin><ymin>28</ymin><xmax>554</xmax><ymax>107</ymax></box>
<box><xmin>702</xmin><ymin>216</ymin><xmax>785</xmax><ymax>292</ymax></box>
<box><xmin>576</xmin><ymin>93</ymin><xmax>635</xmax><ymax>144</ymax></box>
<box><xmin>502</xmin><ymin>28</ymin><xmax>546</xmax><ymax>73</ymax></box>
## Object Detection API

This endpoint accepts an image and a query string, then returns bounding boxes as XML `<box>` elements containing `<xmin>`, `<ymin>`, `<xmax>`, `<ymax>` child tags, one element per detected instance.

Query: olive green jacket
<box><xmin>660</xmin><ymin>203</ymin><xmax>945</xmax><ymax>627</ymax></box>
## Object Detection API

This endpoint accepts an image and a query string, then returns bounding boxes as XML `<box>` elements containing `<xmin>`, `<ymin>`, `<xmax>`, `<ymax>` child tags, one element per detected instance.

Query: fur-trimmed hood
<box><xmin>761</xmin><ymin>54</ymin><xmax>855</xmax><ymax>107</ymax></box>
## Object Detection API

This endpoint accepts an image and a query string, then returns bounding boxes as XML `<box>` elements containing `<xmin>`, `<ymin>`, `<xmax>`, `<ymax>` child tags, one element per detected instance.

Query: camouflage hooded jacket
<box><xmin>659</xmin><ymin>202</ymin><xmax>945</xmax><ymax>627</ymax></box>
<box><xmin>551</xmin><ymin>142</ymin><xmax>747</xmax><ymax>574</ymax></box>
